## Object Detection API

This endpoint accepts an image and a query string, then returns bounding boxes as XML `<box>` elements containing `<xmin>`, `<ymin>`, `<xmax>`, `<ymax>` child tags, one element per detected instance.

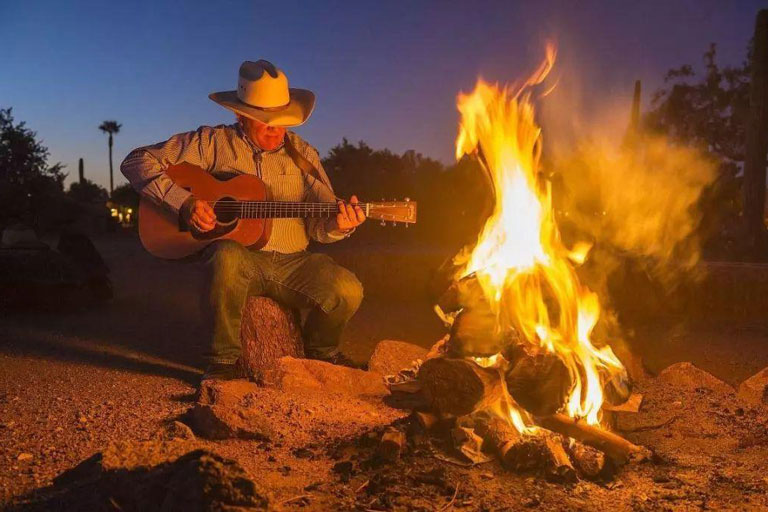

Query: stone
<box><xmin>190</xmin><ymin>380</ymin><xmax>273</xmax><ymax>441</ymax></box>
<box><xmin>54</xmin><ymin>439</ymin><xmax>195</xmax><ymax>487</ymax></box>
<box><xmin>269</xmin><ymin>356</ymin><xmax>388</xmax><ymax>398</ymax></box>
<box><xmin>188</xmin><ymin>404</ymin><xmax>272</xmax><ymax>441</ymax></box>
<box><xmin>240</xmin><ymin>296</ymin><xmax>304</xmax><ymax>381</ymax></box>
<box><xmin>157</xmin><ymin>420</ymin><xmax>196</xmax><ymax>441</ymax></box>
<box><xmin>657</xmin><ymin>362</ymin><xmax>734</xmax><ymax>395</ymax></box>
<box><xmin>738</xmin><ymin>367</ymin><xmax>768</xmax><ymax>406</ymax></box>
<box><xmin>368</xmin><ymin>340</ymin><xmax>429</xmax><ymax>376</ymax></box>
<box><xmin>45</xmin><ymin>443</ymin><xmax>269</xmax><ymax>511</ymax></box>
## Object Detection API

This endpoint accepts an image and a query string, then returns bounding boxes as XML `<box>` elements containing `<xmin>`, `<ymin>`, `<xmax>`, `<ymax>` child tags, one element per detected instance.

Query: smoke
<box><xmin>537</xmin><ymin>58</ymin><xmax>718</xmax><ymax>288</ymax></box>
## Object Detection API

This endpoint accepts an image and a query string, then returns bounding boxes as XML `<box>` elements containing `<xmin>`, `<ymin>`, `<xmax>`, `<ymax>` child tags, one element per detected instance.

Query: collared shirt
<box><xmin>120</xmin><ymin>123</ymin><xmax>347</xmax><ymax>253</ymax></box>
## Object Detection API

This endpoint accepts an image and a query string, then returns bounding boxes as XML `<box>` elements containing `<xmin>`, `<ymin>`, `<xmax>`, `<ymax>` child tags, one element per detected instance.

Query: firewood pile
<box><xmin>378</xmin><ymin>276</ymin><xmax>651</xmax><ymax>482</ymax></box>
<box><xmin>383</xmin><ymin>339</ymin><xmax>650</xmax><ymax>482</ymax></box>
<box><xmin>231</xmin><ymin>292</ymin><xmax>650</xmax><ymax>483</ymax></box>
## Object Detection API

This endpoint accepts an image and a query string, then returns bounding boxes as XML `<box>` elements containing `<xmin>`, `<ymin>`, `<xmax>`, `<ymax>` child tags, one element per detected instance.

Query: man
<box><xmin>121</xmin><ymin>60</ymin><xmax>365</xmax><ymax>380</ymax></box>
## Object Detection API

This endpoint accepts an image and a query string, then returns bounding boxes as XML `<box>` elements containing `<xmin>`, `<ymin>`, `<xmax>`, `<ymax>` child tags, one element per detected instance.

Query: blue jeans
<box><xmin>201</xmin><ymin>240</ymin><xmax>363</xmax><ymax>364</ymax></box>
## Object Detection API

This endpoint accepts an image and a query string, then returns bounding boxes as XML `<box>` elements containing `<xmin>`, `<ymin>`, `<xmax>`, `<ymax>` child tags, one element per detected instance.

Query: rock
<box><xmin>45</xmin><ymin>443</ymin><xmax>269</xmax><ymax>511</ymax></box>
<box><xmin>54</xmin><ymin>439</ymin><xmax>195</xmax><ymax>487</ymax></box>
<box><xmin>188</xmin><ymin>404</ymin><xmax>272</xmax><ymax>441</ymax></box>
<box><xmin>269</xmin><ymin>356</ymin><xmax>388</xmax><ymax>398</ymax></box>
<box><xmin>196</xmin><ymin>378</ymin><xmax>259</xmax><ymax>408</ymax></box>
<box><xmin>17</xmin><ymin>453</ymin><xmax>33</xmax><ymax>462</ymax></box>
<box><xmin>158</xmin><ymin>421</ymin><xmax>196</xmax><ymax>441</ymax></box>
<box><xmin>240</xmin><ymin>296</ymin><xmax>304</xmax><ymax>381</ymax></box>
<box><xmin>368</xmin><ymin>340</ymin><xmax>428</xmax><ymax>376</ymax></box>
<box><xmin>190</xmin><ymin>380</ymin><xmax>273</xmax><ymax>441</ymax></box>
<box><xmin>738</xmin><ymin>367</ymin><xmax>768</xmax><ymax>406</ymax></box>
<box><xmin>657</xmin><ymin>362</ymin><xmax>734</xmax><ymax>395</ymax></box>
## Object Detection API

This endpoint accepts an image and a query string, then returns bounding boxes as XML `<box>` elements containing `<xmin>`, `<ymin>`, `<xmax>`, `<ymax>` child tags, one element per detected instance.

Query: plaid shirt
<box><xmin>120</xmin><ymin>123</ymin><xmax>347</xmax><ymax>253</ymax></box>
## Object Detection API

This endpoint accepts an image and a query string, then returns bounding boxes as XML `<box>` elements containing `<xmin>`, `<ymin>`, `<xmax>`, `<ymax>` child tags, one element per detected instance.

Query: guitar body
<box><xmin>139</xmin><ymin>163</ymin><xmax>271</xmax><ymax>259</ymax></box>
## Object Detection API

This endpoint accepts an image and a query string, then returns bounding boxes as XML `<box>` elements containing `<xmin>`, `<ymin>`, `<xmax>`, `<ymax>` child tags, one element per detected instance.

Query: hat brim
<box><xmin>208</xmin><ymin>88</ymin><xmax>315</xmax><ymax>127</ymax></box>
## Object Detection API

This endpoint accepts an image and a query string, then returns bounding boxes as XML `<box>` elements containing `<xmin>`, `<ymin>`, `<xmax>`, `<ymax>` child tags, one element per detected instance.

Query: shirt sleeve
<box><xmin>301</xmin><ymin>144</ymin><xmax>351</xmax><ymax>243</ymax></box>
<box><xmin>120</xmin><ymin>127</ymin><xmax>215</xmax><ymax>214</ymax></box>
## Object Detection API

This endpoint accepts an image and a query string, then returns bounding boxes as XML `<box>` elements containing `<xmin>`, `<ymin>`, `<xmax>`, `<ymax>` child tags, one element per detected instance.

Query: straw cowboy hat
<box><xmin>209</xmin><ymin>60</ymin><xmax>316</xmax><ymax>127</ymax></box>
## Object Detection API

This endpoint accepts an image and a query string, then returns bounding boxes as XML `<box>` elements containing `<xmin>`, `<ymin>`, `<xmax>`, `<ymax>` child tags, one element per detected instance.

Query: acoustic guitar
<box><xmin>138</xmin><ymin>163</ymin><xmax>417</xmax><ymax>259</ymax></box>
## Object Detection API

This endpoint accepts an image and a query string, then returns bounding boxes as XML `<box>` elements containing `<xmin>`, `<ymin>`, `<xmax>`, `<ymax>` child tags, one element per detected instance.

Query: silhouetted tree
<box><xmin>111</xmin><ymin>183</ymin><xmax>140</xmax><ymax>210</ymax></box>
<box><xmin>646</xmin><ymin>43</ymin><xmax>753</xmax><ymax>258</ymax></box>
<box><xmin>67</xmin><ymin>179</ymin><xmax>108</xmax><ymax>203</ymax></box>
<box><xmin>99</xmin><ymin>120</ymin><xmax>121</xmax><ymax>195</ymax></box>
<box><xmin>321</xmin><ymin>138</ymin><xmax>491</xmax><ymax>250</ymax></box>
<box><xmin>647</xmin><ymin>44</ymin><xmax>750</xmax><ymax>163</ymax></box>
<box><xmin>0</xmin><ymin>108</ymin><xmax>65</xmax><ymax>227</ymax></box>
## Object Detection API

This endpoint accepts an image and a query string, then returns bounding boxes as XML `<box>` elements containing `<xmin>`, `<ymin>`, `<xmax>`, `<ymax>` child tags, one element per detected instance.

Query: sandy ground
<box><xmin>2</xmin><ymin>231</ymin><xmax>768</xmax><ymax>510</ymax></box>
<box><xmin>0</xmin><ymin>231</ymin><xmax>446</xmax><ymax>505</ymax></box>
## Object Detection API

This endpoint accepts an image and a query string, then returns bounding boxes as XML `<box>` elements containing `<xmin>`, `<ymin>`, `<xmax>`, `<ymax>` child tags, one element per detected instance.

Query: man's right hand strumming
<box><xmin>181</xmin><ymin>198</ymin><xmax>217</xmax><ymax>232</ymax></box>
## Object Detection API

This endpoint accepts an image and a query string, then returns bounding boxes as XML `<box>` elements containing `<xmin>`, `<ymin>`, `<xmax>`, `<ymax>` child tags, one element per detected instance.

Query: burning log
<box><xmin>504</xmin><ymin>351</ymin><xmax>571</xmax><ymax>417</ymax></box>
<box><xmin>448</xmin><ymin>306</ymin><xmax>507</xmax><ymax>357</ymax></box>
<box><xmin>473</xmin><ymin>416</ymin><xmax>527</xmax><ymax>470</ymax></box>
<box><xmin>417</xmin><ymin>358</ymin><xmax>504</xmax><ymax>416</ymax></box>
<box><xmin>566</xmin><ymin>441</ymin><xmax>606</xmax><ymax>479</ymax></box>
<box><xmin>240</xmin><ymin>297</ymin><xmax>303</xmax><ymax>381</ymax></box>
<box><xmin>537</xmin><ymin>413</ymin><xmax>650</xmax><ymax>464</ymax></box>
<box><xmin>473</xmin><ymin>416</ymin><xmax>574</xmax><ymax>480</ymax></box>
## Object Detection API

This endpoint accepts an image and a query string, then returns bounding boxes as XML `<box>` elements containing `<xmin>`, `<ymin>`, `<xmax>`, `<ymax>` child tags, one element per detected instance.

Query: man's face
<box><xmin>239</xmin><ymin>115</ymin><xmax>286</xmax><ymax>151</ymax></box>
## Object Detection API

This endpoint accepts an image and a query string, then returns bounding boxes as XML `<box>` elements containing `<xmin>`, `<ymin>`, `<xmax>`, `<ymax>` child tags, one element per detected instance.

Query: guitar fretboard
<box><xmin>209</xmin><ymin>201</ymin><xmax>370</xmax><ymax>219</ymax></box>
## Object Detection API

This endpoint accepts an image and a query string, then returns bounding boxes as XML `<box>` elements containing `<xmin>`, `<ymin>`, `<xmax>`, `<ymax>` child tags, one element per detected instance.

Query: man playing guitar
<box><xmin>121</xmin><ymin>60</ymin><xmax>366</xmax><ymax>380</ymax></box>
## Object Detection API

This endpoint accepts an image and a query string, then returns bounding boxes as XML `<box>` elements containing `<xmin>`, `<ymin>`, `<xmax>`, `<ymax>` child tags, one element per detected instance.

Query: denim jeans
<box><xmin>201</xmin><ymin>240</ymin><xmax>363</xmax><ymax>364</ymax></box>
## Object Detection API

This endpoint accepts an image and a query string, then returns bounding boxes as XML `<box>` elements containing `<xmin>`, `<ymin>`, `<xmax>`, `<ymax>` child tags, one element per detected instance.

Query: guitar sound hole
<box><xmin>213</xmin><ymin>197</ymin><xmax>238</xmax><ymax>224</ymax></box>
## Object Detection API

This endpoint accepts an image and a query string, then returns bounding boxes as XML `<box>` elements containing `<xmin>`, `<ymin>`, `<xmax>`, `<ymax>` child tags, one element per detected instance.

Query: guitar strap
<box><xmin>283</xmin><ymin>135</ymin><xmax>324</xmax><ymax>185</ymax></box>
<box><xmin>283</xmin><ymin>135</ymin><xmax>342</xmax><ymax>202</ymax></box>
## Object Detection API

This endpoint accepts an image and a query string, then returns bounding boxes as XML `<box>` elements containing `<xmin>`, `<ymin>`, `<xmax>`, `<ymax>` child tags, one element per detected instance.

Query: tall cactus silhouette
<box><xmin>98</xmin><ymin>120</ymin><xmax>122</xmax><ymax>195</ymax></box>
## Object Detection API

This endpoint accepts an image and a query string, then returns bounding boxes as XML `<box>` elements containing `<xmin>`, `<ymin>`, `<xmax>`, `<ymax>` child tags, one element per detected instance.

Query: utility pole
<box><xmin>78</xmin><ymin>158</ymin><xmax>84</xmax><ymax>184</ymax></box>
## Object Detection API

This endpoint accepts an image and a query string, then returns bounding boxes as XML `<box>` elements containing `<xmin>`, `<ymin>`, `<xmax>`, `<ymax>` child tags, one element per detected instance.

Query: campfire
<box><xmin>387</xmin><ymin>44</ymin><xmax>649</xmax><ymax>481</ymax></box>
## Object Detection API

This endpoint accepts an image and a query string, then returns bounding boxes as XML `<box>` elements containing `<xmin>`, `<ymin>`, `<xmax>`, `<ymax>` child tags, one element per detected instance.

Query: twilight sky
<box><xmin>0</xmin><ymin>0</ymin><xmax>762</xmax><ymax>190</ymax></box>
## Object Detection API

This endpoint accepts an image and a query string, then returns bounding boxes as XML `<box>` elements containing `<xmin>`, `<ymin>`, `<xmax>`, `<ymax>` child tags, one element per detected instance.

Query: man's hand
<box><xmin>182</xmin><ymin>198</ymin><xmax>217</xmax><ymax>232</ymax></box>
<box><xmin>331</xmin><ymin>195</ymin><xmax>366</xmax><ymax>233</ymax></box>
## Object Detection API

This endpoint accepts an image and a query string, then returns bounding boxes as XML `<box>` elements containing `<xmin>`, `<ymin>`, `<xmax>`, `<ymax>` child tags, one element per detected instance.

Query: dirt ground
<box><xmin>2</xmin><ymin>231</ymin><xmax>768</xmax><ymax>510</ymax></box>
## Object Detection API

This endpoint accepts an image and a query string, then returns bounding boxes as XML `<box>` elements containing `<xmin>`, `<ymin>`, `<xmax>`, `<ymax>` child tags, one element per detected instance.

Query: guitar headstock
<box><xmin>366</xmin><ymin>199</ymin><xmax>417</xmax><ymax>226</ymax></box>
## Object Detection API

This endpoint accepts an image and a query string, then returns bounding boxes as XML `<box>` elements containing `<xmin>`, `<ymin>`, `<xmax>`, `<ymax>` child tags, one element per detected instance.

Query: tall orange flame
<box><xmin>454</xmin><ymin>44</ymin><xmax>625</xmax><ymax>429</ymax></box>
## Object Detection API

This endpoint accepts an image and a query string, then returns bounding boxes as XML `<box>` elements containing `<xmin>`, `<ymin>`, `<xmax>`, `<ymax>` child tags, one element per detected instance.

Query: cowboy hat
<box><xmin>209</xmin><ymin>60</ymin><xmax>315</xmax><ymax>127</ymax></box>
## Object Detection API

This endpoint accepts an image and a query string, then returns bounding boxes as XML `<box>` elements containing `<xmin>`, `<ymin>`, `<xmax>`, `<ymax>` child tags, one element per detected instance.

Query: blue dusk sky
<box><xmin>0</xmin><ymin>0</ymin><xmax>762</xmax><ymax>190</ymax></box>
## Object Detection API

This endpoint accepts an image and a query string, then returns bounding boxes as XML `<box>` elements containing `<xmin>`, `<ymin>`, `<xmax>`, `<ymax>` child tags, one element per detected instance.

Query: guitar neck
<box><xmin>210</xmin><ymin>201</ymin><xmax>369</xmax><ymax>219</ymax></box>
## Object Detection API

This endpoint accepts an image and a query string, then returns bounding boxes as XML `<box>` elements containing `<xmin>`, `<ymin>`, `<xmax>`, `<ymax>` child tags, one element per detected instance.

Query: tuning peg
<box><xmin>404</xmin><ymin>197</ymin><xmax>411</xmax><ymax>202</ymax></box>
<box><xmin>405</xmin><ymin>223</ymin><xmax>409</xmax><ymax>228</ymax></box>
<box><xmin>380</xmin><ymin>220</ymin><xmax>386</xmax><ymax>226</ymax></box>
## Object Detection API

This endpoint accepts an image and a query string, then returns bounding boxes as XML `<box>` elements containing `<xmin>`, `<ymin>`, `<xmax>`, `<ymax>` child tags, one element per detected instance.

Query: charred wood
<box><xmin>473</xmin><ymin>416</ymin><xmax>528</xmax><ymax>470</ymax></box>
<box><xmin>537</xmin><ymin>413</ymin><xmax>650</xmax><ymax>464</ymax></box>
<box><xmin>504</xmin><ymin>352</ymin><xmax>571</xmax><ymax>417</ymax></box>
<box><xmin>418</xmin><ymin>358</ymin><xmax>504</xmax><ymax>416</ymax></box>
<box><xmin>377</xmin><ymin>428</ymin><xmax>406</xmax><ymax>462</ymax></box>
<box><xmin>448</xmin><ymin>307</ymin><xmax>506</xmax><ymax>357</ymax></box>
<box><xmin>567</xmin><ymin>440</ymin><xmax>606</xmax><ymax>479</ymax></box>
<box><xmin>542</xmin><ymin>434</ymin><xmax>577</xmax><ymax>483</ymax></box>
<box><xmin>413</xmin><ymin>411</ymin><xmax>439</xmax><ymax>431</ymax></box>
